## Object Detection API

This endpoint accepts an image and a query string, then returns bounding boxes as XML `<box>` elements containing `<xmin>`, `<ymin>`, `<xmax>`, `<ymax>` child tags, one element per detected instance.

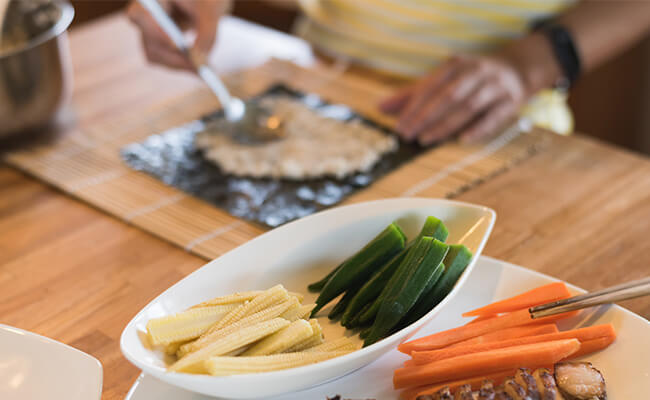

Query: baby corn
<box><xmin>164</xmin><ymin>341</ymin><xmax>188</xmax><ymax>355</ymax></box>
<box><xmin>288</xmin><ymin>335</ymin><xmax>324</xmax><ymax>352</ymax></box>
<box><xmin>191</xmin><ymin>291</ymin><xmax>261</xmax><ymax>308</ymax></box>
<box><xmin>177</xmin><ymin>298</ymin><xmax>298</xmax><ymax>358</ymax></box>
<box><xmin>168</xmin><ymin>318</ymin><xmax>290</xmax><ymax>373</ymax></box>
<box><xmin>210</xmin><ymin>285</ymin><xmax>289</xmax><ymax>331</ymax></box>
<box><xmin>205</xmin><ymin>351</ymin><xmax>352</xmax><ymax>376</ymax></box>
<box><xmin>283</xmin><ymin>319</ymin><xmax>324</xmax><ymax>352</ymax></box>
<box><xmin>288</xmin><ymin>292</ymin><xmax>305</xmax><ymax>303</ymax></box>
<box><xmin>299</xmin><ymin>304</ymin><xmax>316</xmax><ymax>319</ymax></box>
<box><xmin>304</xmin><ymin>337</ymin><xmax>359</xmax><ymax>353</ymax></box>
<box><xmin>278</xmin><ymin>301</ymin><xmax>302</xmax><ymax>321</ymax></box>
<box><xmin>193</xmin><ymin>291</ymin><xmax>302</xmax><ymax>309</ymax></box>
<box><xmin>280</xmin><ymin>303</ymin><xmax>316</xmax><ymax>322</ymax></box>
<box><xmin>242</xmin><ymin>319</ymin><xmax>314</xmax><ymax>356</ymax></box>
<box><xmin>205</xmin><ymin>296</ymin><xmax>299</xmax><ymax>338</ymax></box>
<box><xmin>146</xmin><ymin>304</ymin><xmax>238</xmax><ymax>345</ymax></box>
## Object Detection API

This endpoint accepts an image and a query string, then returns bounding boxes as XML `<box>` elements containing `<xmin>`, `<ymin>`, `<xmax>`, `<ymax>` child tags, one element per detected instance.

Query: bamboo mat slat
<box><xmin>3</xmin><ymin>59</ymin><xmax>550</xmax><ymax>260</ymax></box>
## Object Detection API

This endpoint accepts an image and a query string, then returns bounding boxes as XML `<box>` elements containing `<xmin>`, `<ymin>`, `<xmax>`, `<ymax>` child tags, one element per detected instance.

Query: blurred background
<box><xmin>71</xmin><ymin>0</ymin><xmax>650</xmax><ymax>155</ymax></box>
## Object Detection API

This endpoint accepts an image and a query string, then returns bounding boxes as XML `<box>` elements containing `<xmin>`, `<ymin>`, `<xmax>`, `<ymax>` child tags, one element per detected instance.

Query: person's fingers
<box><xmin>127</xmin><ymin>2</ymin><xmax>174</xmax><ymax>47</ymax></box>
<box><xmin>193</xmin><ymin>4</ymin><xmax>219</xmax><ymax>54</ymax></box>
<box><xmin>379</xmin><ymin>86</ymin><xmax>415</xmax><ymax>114</ymax></box>
<box><xmin>458</xmin><ymin>99</ymin><xmax>518</xmax><ymax>143</ymax></box>
<box><xmin>141</xmin><ymin>34</ymin><xmax>194</xmax><ymax>70</ymax></box>
<box><xmin>174</xmin><ymin>0</ymin><xmax>222</xmax><ymax>55</ymax></box>
<box><xmin>416</xmin><ymin>80</ymin><xmax>507</xmax><ymax>145</ymax></box>
<box><xmin>399</xmin><ymin>65</ymin><xmax>486</xmax><ymax>140</ymax></box>
<box><xmin>396</xmin><ymin>58</ymin><xmax>463</xmax><ymax>137</ymax></box>
<box><xmin>128</xmin><ymin>1</ymin><xmax>193</xmax><ymax>69</ymax></box>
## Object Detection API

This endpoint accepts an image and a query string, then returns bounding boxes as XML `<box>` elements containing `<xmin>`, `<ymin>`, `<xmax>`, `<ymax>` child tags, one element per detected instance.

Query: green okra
<box><xmin>364</xmin><ymin>238</ymin><xmax>449</xmax><ymax>346</ymax></box>
<box><xmin>397</xmin><ymin>244</ymin><xmax>473</xmax><ymax>330</ymax></box>
<box><xmin>339</xmin><ymin>216</ymin><xmax>448</xmax><ymax>327</ymax></box>
<box><xmin>311</xmin><ymin>223</ymin><xmax>406</xmax><ymax>316</ymax></box>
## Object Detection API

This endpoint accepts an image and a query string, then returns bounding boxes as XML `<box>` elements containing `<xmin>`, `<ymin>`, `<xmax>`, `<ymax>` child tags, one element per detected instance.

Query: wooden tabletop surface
<box><xmin>1</xmin><ymin>13</ymin><xmax>649</xmax><ymax>400</ymax></box>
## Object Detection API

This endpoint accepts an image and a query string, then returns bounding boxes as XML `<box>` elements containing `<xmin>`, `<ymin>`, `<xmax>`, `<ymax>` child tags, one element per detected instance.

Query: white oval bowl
<box><xmin>120</xmin><ymin>198</ymin><xmax>496</xmax><ymax>398</ymax></box>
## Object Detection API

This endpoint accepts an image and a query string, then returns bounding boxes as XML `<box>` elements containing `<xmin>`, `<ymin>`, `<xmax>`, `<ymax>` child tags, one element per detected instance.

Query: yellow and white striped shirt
<box><xmin>296</xmin><ymin>0</ymin><xmax>577</xmax><ymax>133</ymax></box>
<box><xmin>297</xmin><ymin>0</ymin><xmax>576</xmax><ymax>77</ymax></box>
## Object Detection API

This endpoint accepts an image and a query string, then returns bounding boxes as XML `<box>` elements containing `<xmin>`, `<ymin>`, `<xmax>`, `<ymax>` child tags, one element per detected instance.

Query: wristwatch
<box><xmin>541</xmin><ymin>24</ymin><xmax>582</xmax><ymax>88</ymax></box>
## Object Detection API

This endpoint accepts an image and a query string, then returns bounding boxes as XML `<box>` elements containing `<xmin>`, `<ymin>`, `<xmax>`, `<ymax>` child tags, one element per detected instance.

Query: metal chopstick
<box><xmin>536</xmin><ymin>276</ymin><xmax>650</xmax><ymax>309</ymax></box>
<box><xmin>529</xmin><ymin>277</ymin><xmax>650</xmax><ymax>319</ymax></box>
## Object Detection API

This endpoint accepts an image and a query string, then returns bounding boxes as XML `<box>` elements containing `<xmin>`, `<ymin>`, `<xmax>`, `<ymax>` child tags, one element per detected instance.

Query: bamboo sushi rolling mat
<box><xmin>3</xmin><ymin>59</ymin><xmax>550</xmax><ymax>260</ymax></box>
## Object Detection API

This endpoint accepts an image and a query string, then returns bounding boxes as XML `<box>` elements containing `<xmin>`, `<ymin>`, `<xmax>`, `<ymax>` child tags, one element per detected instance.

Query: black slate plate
<box><xmin>121</xmin><ymin>85</ymin><xmax>426</xmax><ymax>227</ymax></box>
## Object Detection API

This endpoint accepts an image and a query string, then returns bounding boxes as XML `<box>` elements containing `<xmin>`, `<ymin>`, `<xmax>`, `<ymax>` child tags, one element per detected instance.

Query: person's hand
<box><xmin>380</xmin><ymin>54</ymin><xmax>530</xmax><ymax>145</ymax></box>
<box><xmin>127</xmin><ymin>0</ymin><xmax>230</xmax><ymax>70</ymax></box>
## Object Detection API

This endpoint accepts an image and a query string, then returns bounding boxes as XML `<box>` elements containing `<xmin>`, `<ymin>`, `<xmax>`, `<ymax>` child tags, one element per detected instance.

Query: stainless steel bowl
<box><xmin>0</xmin><ymin>1</ymin><xmax>74</xmax><ymax>138</ymax></box>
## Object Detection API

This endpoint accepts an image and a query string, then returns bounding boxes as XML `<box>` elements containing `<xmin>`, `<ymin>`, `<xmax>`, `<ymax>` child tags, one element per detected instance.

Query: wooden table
<box><xmin>1</xmin><ymin>13</ymin><xmax>649</xmax><ymax>400</ymax></box>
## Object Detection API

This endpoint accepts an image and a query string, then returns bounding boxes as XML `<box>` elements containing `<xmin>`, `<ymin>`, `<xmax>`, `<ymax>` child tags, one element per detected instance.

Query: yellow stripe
<box><xmin>473</xmin><ymin>0</ymin><xmax>575</xmax><ymax>13</ymax></box>
<box><xmin>325</xmin><ymin>0</ymin><xmax>519</xmax><ymax>42</ymax></box>
<box><xmin>411</xmin><ymin>0</ymin><xmax>573</xmax><ymax>14</ymax></box>
<box><xmin>300</xmin><ymin>1</ymin><xmax>452</xmax><ymax>58</ymax></box>
<box><xmin>297</xmin><ymin>0</ymin><xmax>575</xmax><ymax>77</ymax></box>
<box><xmin>301</xmin><ymin>19</ymin><xmax>450</xmax><ymax>62</ymax></box>
<box><xmin>354</xmin><ymin>0</ymin><xmax>530</xmax><ymax>32</ymax></box>
<box><xmin>299</xmin><ymin>20</ymin><xmax>442</xmax><ymax>77</ymax></box>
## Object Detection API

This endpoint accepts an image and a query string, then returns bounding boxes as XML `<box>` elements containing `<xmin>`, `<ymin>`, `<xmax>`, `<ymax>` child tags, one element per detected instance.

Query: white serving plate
<box><xmin>0</xmin><ymin>325</ymin><xmax>103</xmax><ymax>400</ymax></box>
<box><xmin>125</xmin><ymin>256</ymin><xmax>650</xmax><ymax>400</ymax></box>
<box><xmin>120</xmin><ymin>198</ymin><xmax>495</xmax><ymax>399</ymax></box>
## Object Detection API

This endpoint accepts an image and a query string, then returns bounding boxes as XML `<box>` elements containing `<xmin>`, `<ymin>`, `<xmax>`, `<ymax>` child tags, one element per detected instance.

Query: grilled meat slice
<box><xmin>478</xmin><ymin>380</ymin><xmax>496</xmax><ymax>400</ymax></box>
<box><xmin>495</xmin><ymin>385</ymin><xmax>514</xmax><ymax>400</ymax></box>
<box><xmin>438</xmin><ymin>386</ymin><xmax>454</xmax><ymax>400</ymax></box>
<box><xmin>504</xmin><ymin>377</ymin><xmax>530</xmax><ymax>400</ymax></box>
<box><xmin>417</xmin><ymin>386</ymin><xmax>455</xmax><ymax>400</ymax></box>
<box><xmin>515</xmin><ymin>368</ymin><xmax>541</xmax><ymax>400</ymax></box>
<box><xmin>532</xmin><ymin>368</ymin><xmax>564</xmax><ymax>400</ymax></box>
<box><xmin>554</xmin><ymin>362</ymin><xmax>606</xmax><ymax>400</ymax></box>
<box><xmin>413</xmin><ymin>363</ymin><xmax>604</xmax><ymax>400</ymax></box>
<box><xmin>455</xmin><ymin>384</ymin><xmax>475</xmax><ymax>400</ymax></box>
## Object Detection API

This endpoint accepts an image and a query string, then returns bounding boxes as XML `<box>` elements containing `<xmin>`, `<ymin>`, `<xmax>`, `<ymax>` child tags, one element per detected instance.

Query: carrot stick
<box><xmin>411</xmin><ymin>324</ymin><xmax>616</xmax><ymax>365</ymax></box>
<box><xmin>398</xmin><ymin>308</ymin><xmax>576</xmax><ymax>354</ymax></box>
<box><xmin>400</xmin><ymin>370</ymin><xmax>513</xmax><ymax>400</ymax></box>
<box><xmin>465</xmin><ymin>314</ymin><xmax>496</xmax><ymax>325</ymax></box>
<box><xmin>399</xmin><ymin>310</ymin><xmax>534</xmax><ymax>353</ymax></box>
<box><xmin>563</xmin><ymin>335</ymin><xmax>617</xmax><ymax>360</ymax></box>
<box><xmin>462</xmin><ymin>283</ymin><xmax>572</xmax><ymax>317</ymax></box>
<box><xmin>393</xmin><ymin>339</ymin><xmax>580</xmax><ymax>389</ymax></box>
<box><xmin>449</xmin><ymin>324</ymin><xmax>558</xmax><ymax>348</ymax></box>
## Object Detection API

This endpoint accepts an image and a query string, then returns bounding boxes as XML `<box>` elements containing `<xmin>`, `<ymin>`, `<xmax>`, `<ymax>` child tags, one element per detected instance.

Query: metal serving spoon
<box><xmin>137</xmin><ymin>0</ymin><xmax>284</xmax><ymax>144</ymax></box>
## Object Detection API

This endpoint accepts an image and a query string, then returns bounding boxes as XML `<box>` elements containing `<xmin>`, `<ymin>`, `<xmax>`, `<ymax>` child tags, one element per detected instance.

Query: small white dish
<box><xmin>120</xmin><ymin>198</ymin><xmax>495</xmax><ymax>399</ymax></box>
<box><xmin>0</xmin><ymin>325</ymin><xmax>103</xmax><ymax>400</ymax></box>
<box><xmin>124</xmin><ymin>256</ymin><xmax>650</xmax><ymax>400</ymax></box>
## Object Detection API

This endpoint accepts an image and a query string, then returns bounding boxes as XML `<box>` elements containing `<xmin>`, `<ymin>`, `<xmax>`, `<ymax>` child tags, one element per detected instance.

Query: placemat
<box><xmin>2</xmin><ymin>59</ymin><xmax>550</xmax><ymax>260</ymax></box>
<box><xmin>121</xmin><ymin>84</ymin><xmax>429</xmax><ymax>227</ymax></box>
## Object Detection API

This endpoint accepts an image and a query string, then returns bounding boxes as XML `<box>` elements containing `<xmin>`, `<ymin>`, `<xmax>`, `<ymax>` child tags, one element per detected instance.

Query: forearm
<box><xmin>558</xmin><ymin>0</ymin><xmax>650</xmax><ymax>73</ymax></box>
<box><xmin>498</xmin><ymin>0</ymin><xmax>650</xmax><ymax>96</ymax></box>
